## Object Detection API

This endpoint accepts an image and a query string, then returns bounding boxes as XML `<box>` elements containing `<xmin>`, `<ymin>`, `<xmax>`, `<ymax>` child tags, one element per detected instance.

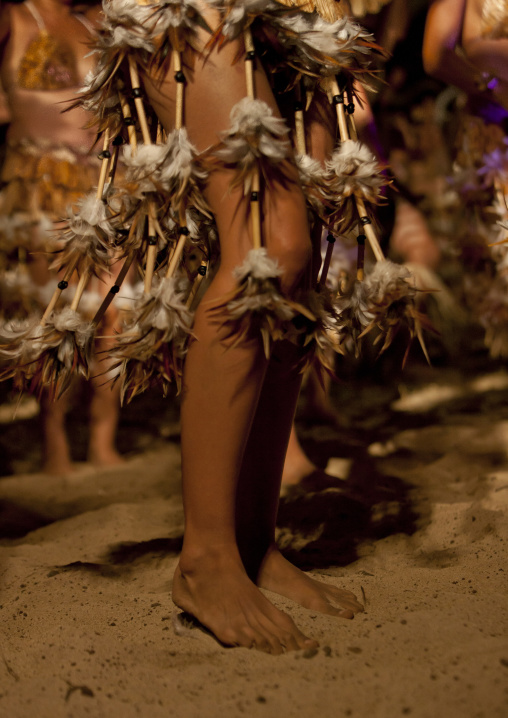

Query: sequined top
<box><xmin>0</xmin><ymin>2</ymin><xmax>98</xmax><ymax>148</ymax></box>
<box><xmin>17</xmin><ymin>0</ymin><xmax>95</xmax><ymax>91</ymax></box>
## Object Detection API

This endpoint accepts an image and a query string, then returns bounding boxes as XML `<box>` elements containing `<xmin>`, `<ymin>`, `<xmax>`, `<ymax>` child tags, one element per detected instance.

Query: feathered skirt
<box><xmin>0</xmin><ymin>0</ymin><xmax>426</xmax><ymax>400</ymax></box>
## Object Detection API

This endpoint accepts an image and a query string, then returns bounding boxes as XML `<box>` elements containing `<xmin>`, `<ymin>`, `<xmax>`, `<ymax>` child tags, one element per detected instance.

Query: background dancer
<box><xmin>0</xmin><ymin>0</ymin><xmax>124</xmax><ymax>473</ymax></box>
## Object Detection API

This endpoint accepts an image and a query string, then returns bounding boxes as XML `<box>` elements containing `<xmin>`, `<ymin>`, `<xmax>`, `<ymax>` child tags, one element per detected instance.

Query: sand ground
<box><xmin>0</xmin><ymin>349</ymin><xmax>507</xmax><ymax>718</ymax></box>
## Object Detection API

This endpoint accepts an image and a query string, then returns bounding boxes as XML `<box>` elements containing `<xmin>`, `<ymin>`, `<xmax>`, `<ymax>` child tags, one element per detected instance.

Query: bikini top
<box><xmin>16</xmin><ymin>0</ymin><xmax>95</xmax><ymax>91</ymax></box>
<box><xmin>481</xmin><ymin>0</ymin><xmax>508</xmax><ymax>39</ymax></box>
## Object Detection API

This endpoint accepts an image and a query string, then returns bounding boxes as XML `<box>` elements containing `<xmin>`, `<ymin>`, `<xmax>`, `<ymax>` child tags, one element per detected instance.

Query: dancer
<box><xmin>423</xmin><ymin>0</ymin><xmax>508</xmax><ymax>356</ymax></box>
<box><xmin>0</xmin><ymin>0</ymin><xmax>124</xmax><ymax>472</ymax></box>
<box><xmin>2</xmin><ymin>0</ymin><xmax>426</xmax><ymax>651</ymax></box>
<box><xmin>423</xmin><ymin>0</ymin><xmax>508</xmax><ymax>102</ymax></box>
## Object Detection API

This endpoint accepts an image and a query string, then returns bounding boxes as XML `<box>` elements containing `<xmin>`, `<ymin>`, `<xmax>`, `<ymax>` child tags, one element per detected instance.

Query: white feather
<box><xmin>233</xmin><ymin>248</ymin><xmax>282</xmax><ymax>283</ymax></box>
<box><xmin>363</xmin><ymin>260</ymin><xmax>415</xmax><ymax>306</ymax></box>
<box><xmin>216</xmin><ymin>98</ymin><xmax>290</xmax><ymax>165</ymax></box>
<box><xmin>326</xmin><ymin>140</ymin><xmax>383</xmax><ymax>198</ymax></box>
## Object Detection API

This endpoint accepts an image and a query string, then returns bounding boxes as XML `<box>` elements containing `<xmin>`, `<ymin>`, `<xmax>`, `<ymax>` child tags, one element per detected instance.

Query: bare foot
<box><xmin>257</xmin><ymin>545</ymin><xmax>364</xmax><ymax>619</ymax></box>
<box><xmin>88</xmin><ymin>447</ymin><xmax>125</xmax><ymax>468</ymax></box>
<box><xmin>172</xmin><ymin>551</ymin><xmax>319</xmax><ymax>654</ymax></box>
<box><xmin>42</xmin><ymin>457</ymin><xmax>75</xmax><ymax>475</ymax></box>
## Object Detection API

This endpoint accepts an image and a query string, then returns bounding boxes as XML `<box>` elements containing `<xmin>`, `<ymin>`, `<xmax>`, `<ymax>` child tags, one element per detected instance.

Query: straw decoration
<box><xmin>1</xmin><ymin>0</ymin><xmax>427</xmax><ymax>402</ymax></box>
<box><xmin>0</xmin><ymin>307</ymin><xmax>94</xmax><ymax>398</ymax></box>
<box><xmin>325</xmin><ymin>139</ymin><xmax>385</xmax><ymax>232</ymax></box>
<box><xmin>209</xmin><ymin>25</ymin><xmax>323</xmax><ymax>356</ymax></box>
<box><xmin>104</xmin><ymin>43</ymin><xmax>206</xmax><ymax>398</ymax></box>
<box><xmin>109</xmin><ymin>275</ymin><xmax>193</xmax><ymax>402</ymax></box>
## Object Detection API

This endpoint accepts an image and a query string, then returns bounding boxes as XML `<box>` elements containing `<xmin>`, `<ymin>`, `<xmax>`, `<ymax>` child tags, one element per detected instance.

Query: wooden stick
<box><xmin>119</xmin><ymin>93</ymin><xmax>137</xmax><ymax>151</ymax></box>
<box><xmin>173</xmin><ymin>49</ymin><xmax>184</xmax><ymax>130</ymax></box>
<box><xmin>166</xmin><ymin>209</ymin><xmax>188</xmax><ymax>279</ymax></box>
<box><xmin>330</xmin><ymin>78</ymin><xmax>385</xmax><ymax>263</ymax></box>
<box><xmin>243</xmin><ymin>28</ymin><xmax>263</xmax><ymax>251</ymax></box>
<box><xmin>128</xmin><ymin>56</ymin><xmax>151</xmax><ymax>145</ymax></box>
<box><xmin>186</xmin><ymin>260</ymin><xmax>208</xmax><ymax>308</ymax></box>
<box><xmin>70</xmin><ymin>266</ymin><xmax>91</xmax><ymax>312</ymax></box>
<box><xmin>92</xmin><ymin>253</ymin><xmax>136</xmax><ymax>327</ymax></box>
<box><xmin>40</xmin><ymin>257</ymin><xmax>79</xmax><ymax>325</ymax></box>
<box><xmin>107</xmin><ymin>141</ymin><xmax>121</xmax><ymax>188</ymax></box>
<box><xmin>250</xmin><ymin>170</ymin><xmax>262</xmax><ymax>251</ymax></box>
<box><xmin>96</xmin><ymin>129</ymin><xmax>111</xmax><ymax>201</ymax></box>
<box><xmin>354</xmin><ymin>197</ymin><xmax>384</xmax><ymax>262</ymax></box>
<box><xmin>319</xmin><ymin>233</ymin><xmax>335</xmax><ymax>287</ymax></box>
<box><xmin>244</xmin><ymin>28</ymin><xmax>255</xmax><ymax>100</ymax></box>
<box><xmin>330</xmin><ymin>78</ymin><xmax>349</xmax><ymax>141</ymax></box>
<box><xmin>295</xmin><ymin>108</ymin><xmax>306</xmax><ymax>156</ymax></box>
<box><xmin>144</xmin><ymin>214</ymin><xmax>157</xmax><ymax>294</ymax></box>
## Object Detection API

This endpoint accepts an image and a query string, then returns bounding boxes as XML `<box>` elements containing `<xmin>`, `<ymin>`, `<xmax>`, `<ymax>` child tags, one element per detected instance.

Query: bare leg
<box><xmin>26</xmin><ymin>228</ymin><xmax>74</xmax><ymax>474</ymax></box>
<box><xmin>145</xmin><ymin>14</ymin><xmax>318</xmax><ymax>652</ymax></box>
<box><xmin>88</xmin><ymin>297</ymin><xmax>124</xmax><ymax>467</ymax></box>
<box><xmin>173</xmin><ymin>199</ymin><xmax>317</xmax><ymax>652</ymax></box>
<box><xmin>280</xmin><ymin>422</ymin><xmax>317</xmax><ymax>487</ymax></box>
<box><xmin>235</xmin><ymin>341</ymin><xmax>363</xmax><ymax>619</ymax></box>
<box><xmin>88</xmin><ymin>362</ymin><xmax>123</xmax><ymax>467</ymax></box>
<box><xmin>237</xmin><ymin>93</ymin><xmax>363</xmax><ymax>616</ymax></box>
<box><xmin>40</xmin><ymin>390</ymin><xmax>74</xmax><ymax>474</ymax></box>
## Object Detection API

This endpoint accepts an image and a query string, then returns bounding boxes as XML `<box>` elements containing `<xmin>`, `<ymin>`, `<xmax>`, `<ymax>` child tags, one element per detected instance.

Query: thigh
<box><xmin>142</xmin><ymin>5</ymin><xmax>311</xmax><ymax>276</ymax></box>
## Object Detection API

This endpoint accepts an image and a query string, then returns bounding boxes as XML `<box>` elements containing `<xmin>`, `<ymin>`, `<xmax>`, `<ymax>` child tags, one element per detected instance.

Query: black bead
<box><xmin>245</xmin><ymin>50</ymin><xmax>256</xmax><ymax>61</ymax></box>
<box><xmin>178</xmin><ymin>226</ymin><xmax>190</xmax><ymax>236</ymax></box>
<box><xmin>123</xmin><ymin>117</ymin><xmax>135</xmax><ymax>126</ymax></box>
<box><xmin>132</xmin><ymin>87</ymin><xmax>142</xmax><ymax>98</ymax></box>
<box><xmin>250</xmin><ymin>192</ymin><xmax>259</xmax><ymax>202</ymax></box>
<box><xmin>326</xmin><ymin>233</ymin><xmax>336</xmax><ymax>244</ymax></box>
<box><xmin>110</xmin><ymin>285</ymin><xmax>120</xmax><ymax>294</ymax></box>
<box><xmin>148</xmin><ymin>236</ymin><xmax>157</xmax><ymax>246</ymax></box>
<box><xmin>98</xmin><ymin>150</ymin><xmax>111</xmax><ymax>160</ymax></box>
<box><xmin>360</xmin><ymin>216</ymin><xmax>371</xmax><ymax>225</ymax></box>
<box><xmin>174</xmin><ymin>71</ymin><xmax>186</xmax><ymax>83</ymax></box>
<box><xmin>332</xmin><ymin>94</ymin><xmax>344</xmax><ymax>105</ymax></box>
<box><xmin>347</xmin><ymin>103</ymin><xmax>355</xmax><ymax>114</ymax></box>
<box><xmin>198</xmin><ymin>265</ymin><xmax>207</xmax><ymax>276</ymax></box>
<box><xmin>57</xmin><ymin>280</ymin><xmax>68</xmax><ymax>290</ymax></box>
<box><xmin>357</xmin><ymin>233</ymin><xmax>366</xmax><ymax>245</ymax></box>
<box><xmin>112</xmin><ymin>135</ymin><xmax>125</xmax><ymax>146</ymax></box>
<box><xmin>294</xmin><ymin>101</ymin><xmax>303</xmax><ymax>112</ymax></box>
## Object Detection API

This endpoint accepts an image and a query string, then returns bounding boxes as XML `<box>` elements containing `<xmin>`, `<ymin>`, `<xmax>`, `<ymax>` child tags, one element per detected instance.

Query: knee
<box><xmin>274</xmin><ymin>233</ymin><xmax>312</xmax><ymax>294</ymax></box>
<box><xmin>265</xmin><ymin>195</ymin><xmax>312</xmax><ymax>294</ymax></box>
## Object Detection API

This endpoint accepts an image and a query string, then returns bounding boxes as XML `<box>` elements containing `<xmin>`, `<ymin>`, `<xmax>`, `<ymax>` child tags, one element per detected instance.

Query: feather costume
<box><xmin>4</xmin><ymin>0</ymin><xmax>425</xmax><ymax>400</ymax></box>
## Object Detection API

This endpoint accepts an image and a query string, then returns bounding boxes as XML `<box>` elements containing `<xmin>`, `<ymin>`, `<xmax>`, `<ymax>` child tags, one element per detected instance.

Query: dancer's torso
<box><xmin>0</xmin><ymin>0</ymin><xmax>98</xmax><ymax>149</ymax></box>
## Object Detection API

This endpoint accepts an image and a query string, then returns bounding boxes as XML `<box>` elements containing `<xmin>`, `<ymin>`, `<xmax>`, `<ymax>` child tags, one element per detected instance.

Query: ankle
<box><xmin>179</xmin><ymin>543</ymin><xmax>243</xmax><ymax>575</ymax></box>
